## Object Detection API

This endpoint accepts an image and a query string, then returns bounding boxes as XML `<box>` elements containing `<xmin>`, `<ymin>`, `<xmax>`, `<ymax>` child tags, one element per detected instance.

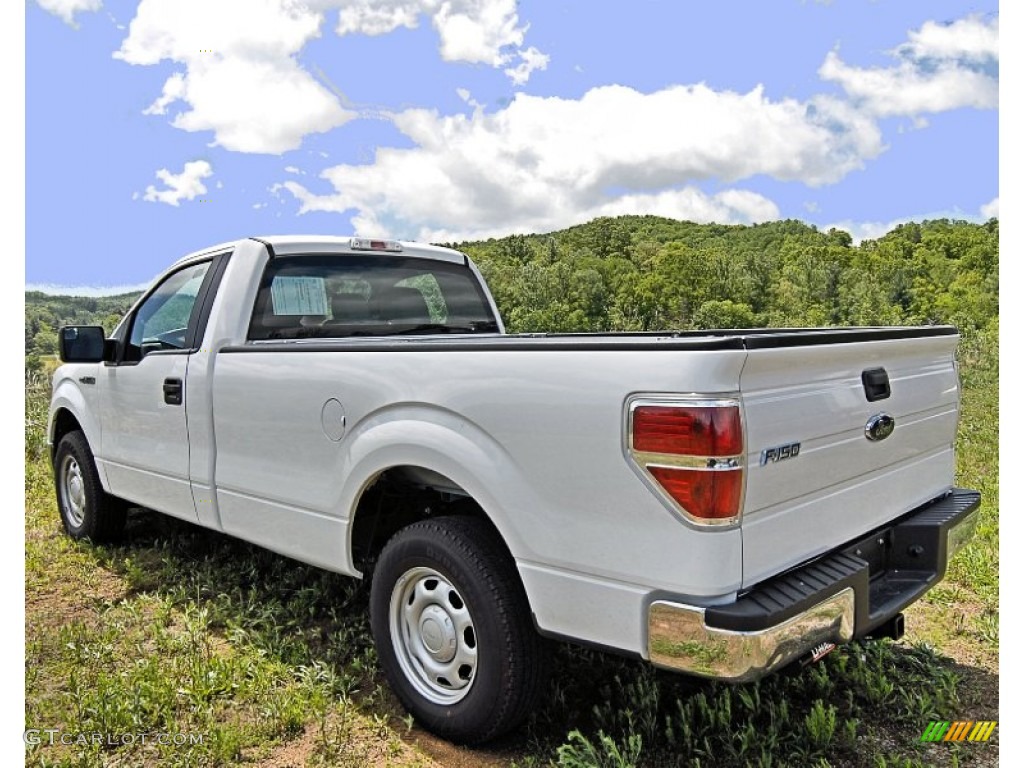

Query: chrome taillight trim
<box><xmin>631</xmin><ymin>452</ymin><xmax>742</xmax><ymax>470</ymax></box>
<box><xmin>624</xmin><ymin>395</ymin><xmax>746</xmax><ymax>528</ymax></box>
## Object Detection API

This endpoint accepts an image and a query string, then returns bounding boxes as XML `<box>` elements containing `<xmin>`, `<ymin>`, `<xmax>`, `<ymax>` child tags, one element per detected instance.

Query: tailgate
<box><xmin>739</xmin><ymin>331</ymin><xmax>960</xmax><ymax>588</ymax></box>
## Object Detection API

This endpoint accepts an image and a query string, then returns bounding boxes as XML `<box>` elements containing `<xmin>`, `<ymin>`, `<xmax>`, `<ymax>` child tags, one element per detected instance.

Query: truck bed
<box><xmin>225</xmin><ymin>325</ymin><xmax>956</xmax><ymax>353</ymax></box>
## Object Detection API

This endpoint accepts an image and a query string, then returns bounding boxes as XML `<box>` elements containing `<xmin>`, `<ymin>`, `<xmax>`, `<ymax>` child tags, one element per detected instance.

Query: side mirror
<box><xmin>59</xmin><ymin>326</ymin><xmax>107</xmax><ymax>363</ymax></box>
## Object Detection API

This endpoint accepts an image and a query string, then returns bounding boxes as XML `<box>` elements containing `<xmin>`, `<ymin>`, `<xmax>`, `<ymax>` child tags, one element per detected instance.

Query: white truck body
<box><xmin>48</xmin><ymin>236</ymin><xmax>979</xmax><ymax>742</ymax></box>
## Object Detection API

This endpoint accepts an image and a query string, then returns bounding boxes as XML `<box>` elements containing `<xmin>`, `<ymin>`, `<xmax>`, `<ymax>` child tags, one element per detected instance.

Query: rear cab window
<box><xmin>248</xmin><ymin>254</ymin><xmax>499</xmax><ymax>340</ymax></box>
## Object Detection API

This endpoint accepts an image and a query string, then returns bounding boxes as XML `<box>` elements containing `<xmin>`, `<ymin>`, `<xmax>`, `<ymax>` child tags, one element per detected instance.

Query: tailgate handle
<box><xmin>861</xmin><ymin>367</ymin><xmax>890</xmax><ymax>402</ymax></box>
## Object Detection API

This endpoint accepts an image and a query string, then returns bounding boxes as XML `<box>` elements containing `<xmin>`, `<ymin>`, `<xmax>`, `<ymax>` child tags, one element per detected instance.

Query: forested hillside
<box><xmin>25</xmin><ymin>291</ymin><xmax>141</xmax><ymax>369</ymax></box>
<box><xmin>452</xmin><ymin>216</ymin><xmax>998</xmax><ymax>335</ymax></box>
<box><xmin>25</xmin><ymin>216</ymin><xmax>998</xmax><ymax>362</ymax></box>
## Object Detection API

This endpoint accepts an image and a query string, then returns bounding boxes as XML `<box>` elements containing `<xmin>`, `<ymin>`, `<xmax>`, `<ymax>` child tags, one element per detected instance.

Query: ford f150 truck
<box><xmin>49</xmin><ymin>235</ymin><xmax>980</xmax><ymax>743</ymax></box>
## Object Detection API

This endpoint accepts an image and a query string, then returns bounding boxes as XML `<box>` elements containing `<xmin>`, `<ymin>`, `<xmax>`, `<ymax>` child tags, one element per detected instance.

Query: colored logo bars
<box><xmin>920</xmin><ymin>721</ymin><xmax>997</xmax><ymax>743</ymax></box>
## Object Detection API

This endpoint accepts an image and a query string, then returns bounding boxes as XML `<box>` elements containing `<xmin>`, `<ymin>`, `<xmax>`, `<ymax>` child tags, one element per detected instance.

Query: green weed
<box><xmin>25</xmin><ymin>278</ymin><xmax>998</xmax><ymax>766</ymax></box>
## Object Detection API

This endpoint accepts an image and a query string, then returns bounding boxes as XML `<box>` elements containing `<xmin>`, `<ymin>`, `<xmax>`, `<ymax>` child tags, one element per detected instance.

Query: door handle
<box><xmin>163</xmin><ymin>377</ymin><xmax>183</xmax><ymax>405</ymax></box>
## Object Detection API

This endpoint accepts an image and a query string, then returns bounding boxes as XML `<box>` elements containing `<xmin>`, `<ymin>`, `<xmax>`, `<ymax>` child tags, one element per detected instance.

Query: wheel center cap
<box><xmin>419</xmin><ymin>605</ymin><xmax>456</xmax><ymax>662</ymax></box>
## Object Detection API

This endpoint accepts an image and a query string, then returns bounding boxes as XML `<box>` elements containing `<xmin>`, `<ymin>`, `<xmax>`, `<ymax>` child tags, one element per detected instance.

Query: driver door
<box><xmin>97</xmin><ymin>259</ymin><xmax>213</xmax><ymax>521</ymax></box>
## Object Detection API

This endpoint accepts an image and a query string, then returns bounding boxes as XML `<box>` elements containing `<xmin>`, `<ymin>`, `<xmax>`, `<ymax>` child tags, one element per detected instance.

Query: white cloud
<box><xmin>819</xmin><ymin>15</ymin><xmax>998</xmax><ymax>117</ymax></box>
<box><xmin>434</xmin><ymin>0</ymin><xmax>523</xmax><ymax>64</ymax></box>
<box><xmin>332</xmin><ymin>0</ymin><xmax>547</xmax><ymax>83</ymax></box>
<box><xmin>280</xmin><ymin>83</ymin><xmax>881</xmax><ymax>241</ymax></box>
<box><xmin>142</xmin><ymin>72</ymin><xmax>185</xmax><ymax>116</ymax></box>
<box><xmin>825</xmin><ymin>201</ymin><xmax>998</xmax><ymax>244</ymax></box>
<box><xmin>141</xmin><ymin>160</ymin><xmax>213</xmax><ymax>207</ymax></box>
<box><xmin>426</xmin><ymin>187</ymin><xmax>780</xmax><ymax>242</ymax></box>
<box><xmin>505</xmin><ymin>46</ymin><xmax>550</xmax><ymax>86</ymax></box>
<box><xmin>590</xmin><ymin>188</ymin><xmax>779</xmax><ymax>228</ymax></box>
<box><xmin>819</xmin><ymin>52</ymin><xmax>997</xmax><ymax>117</ymax></box>
<box><xmin>285</xmin><ymin>177</ymin><xmax>778</xmax><ymax>243</ymax></box>
<box><xmin>266</xmin><ymin>11</ymin><xmax>997</xmax><ymax>243</ymax></box>
<box><xmin>116</xmin><ymin>0</ymin><xmax>354</xmax><ymax>154</ymax></box>
<box><xmin>116</xmin><ymin>0</ymin><xmax>321</xmax><ymax>68</ymax></box>
<box><xmin>898</xmin><ymin>15</ymin><xmax>999</xmax><ymax>62</ymax></box>
<box><xmin>114</xmin><ymin>5</ymin><xmax>994</xmax><ymax>238</ymax></box>
<box><xmin>116</xmin><ymin>0</ymin><xmax>546</xmax><ymax>152</ymax></box>
<box><xmin>333</xmin><ymin>0</ymin><xmax>423</xmax><ymax>36</ymax></box>
<box><xmin>824</xmin><ymin>218</ymin><xmax>911</xmax><ymax>245</ymax></box>
<box><xmin>456</xmin><ymin>88</ymin><xmax>485</xmax><ymax>112</ymax></box>
<box><xmin>35</xmin><ymin>0</ymin><xmax>101</xmax><ymax>27</ymax></box>
<box><xmin>284</xmin><ymin>166</ymin><xmax>303</xmax><ymax>175</ymax></box>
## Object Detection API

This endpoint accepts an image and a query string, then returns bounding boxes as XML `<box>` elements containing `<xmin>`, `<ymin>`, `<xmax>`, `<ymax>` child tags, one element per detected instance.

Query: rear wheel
<box><xmin>370</xmin><ymin>516</ymin><xmax>545</xmax><ymax>743</ymax></box>
<box><xmin>54</xmin><ymin>431</ymin><xmax>127</xmax><ymax>542</ymax></box>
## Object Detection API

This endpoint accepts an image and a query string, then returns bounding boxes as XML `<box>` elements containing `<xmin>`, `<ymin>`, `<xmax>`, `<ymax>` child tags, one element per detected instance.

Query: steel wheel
<box><xmin>59</xmin><ymin>454</ymin><xmax>87</xmax><ymax>527</ymax></box>
<box><xmin>390</xmin><ymin>566</ymin><xmax>478</xmax><ymax>704</ymax></box>
<box><xmin>370</xmin><ymin>516</ymin><xmax>546</xmax><ymax>743</ymax></box>
<box><xmin>53</xmin><ymin>431</ymin><xmax>127</xmax><ymax>542</ymax></box>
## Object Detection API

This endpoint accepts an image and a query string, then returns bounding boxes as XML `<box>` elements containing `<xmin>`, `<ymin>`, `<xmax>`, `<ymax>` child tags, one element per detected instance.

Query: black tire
<box><xmin>53</xmin><ymin>431</ymin><xmax>127</xmax><ymax>542</ymax></box>
<box><xmin>370</xmin><ymin>516</ymin><xmax>546</xmax><ymax>744</ymax></box>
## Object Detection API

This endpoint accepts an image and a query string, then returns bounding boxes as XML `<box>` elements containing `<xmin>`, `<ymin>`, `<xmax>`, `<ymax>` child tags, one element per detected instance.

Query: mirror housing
<box><xmin>59</xmin><ymin>326</ymin><xmax>107</xmax><ymax>363</ymax></box>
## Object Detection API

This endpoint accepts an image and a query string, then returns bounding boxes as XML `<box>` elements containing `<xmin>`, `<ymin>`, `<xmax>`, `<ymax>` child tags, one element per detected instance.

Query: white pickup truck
<box><xmin>49</xmin><ymin>236</ymin><xmax>979</xmax><ymax>743</ymax></box>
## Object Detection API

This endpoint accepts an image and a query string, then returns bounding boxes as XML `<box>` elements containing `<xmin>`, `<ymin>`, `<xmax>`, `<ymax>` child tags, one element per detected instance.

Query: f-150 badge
<box><xmin>760</xmin><ymin>442</ymin><xmax>801</xmax><ymax>465</ymax></box>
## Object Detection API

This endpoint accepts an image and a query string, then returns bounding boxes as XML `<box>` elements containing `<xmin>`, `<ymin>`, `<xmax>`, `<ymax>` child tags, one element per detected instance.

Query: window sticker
<box><xmin>271</xmin><ymin>276</ymin><xmax>329</xmax><ymax>316</ymax></box>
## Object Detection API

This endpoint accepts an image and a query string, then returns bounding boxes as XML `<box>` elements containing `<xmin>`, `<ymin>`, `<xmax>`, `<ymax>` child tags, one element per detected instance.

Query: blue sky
<box><xmin>25</xmin><ymin>0</ymin><xmax>998</xmax><ymax>292</ymax></box>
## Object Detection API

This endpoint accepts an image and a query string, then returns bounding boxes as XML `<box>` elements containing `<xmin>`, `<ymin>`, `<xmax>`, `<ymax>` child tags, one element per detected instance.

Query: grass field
<box><xmin>24</xmin><ymin>327</ymin><xmax>998</xmax><ymax>767</ymax></box>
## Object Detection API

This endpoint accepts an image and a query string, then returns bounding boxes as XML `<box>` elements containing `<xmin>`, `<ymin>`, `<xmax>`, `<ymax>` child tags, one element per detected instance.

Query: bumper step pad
<box><xmin>705</xmin><ymin>489</ymin><xmax>981</xmax><ymax>638</ymax></box>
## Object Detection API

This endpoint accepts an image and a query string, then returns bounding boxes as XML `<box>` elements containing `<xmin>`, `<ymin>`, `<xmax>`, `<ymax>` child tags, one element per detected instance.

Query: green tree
<box><xmin>32</xmin><ymin>327</ymin><xmax>59</xmax><ymax>356</ymax></box>
<box><xmin>693</xmin><ymin>300</ymin><xmax>756</xmax><ymax>329</ymax></box>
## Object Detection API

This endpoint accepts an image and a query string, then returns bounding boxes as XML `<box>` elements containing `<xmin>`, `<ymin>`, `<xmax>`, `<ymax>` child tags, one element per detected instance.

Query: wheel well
<box><xmin>350</xmin><ymin>467</ymin><xmax>509</xmax><ymax>575</ymax></box>
<box><xmin>50</xmin><ymin>409</ymin><xmax>83</xmax><ymax>463</ymax></box>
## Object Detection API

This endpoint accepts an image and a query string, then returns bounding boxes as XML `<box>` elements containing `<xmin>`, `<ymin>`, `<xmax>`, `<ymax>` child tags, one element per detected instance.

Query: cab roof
<box><xmin>172</xmin><ymin>236</ymin><xmax>466</xmax><ymax>269</ymax></box>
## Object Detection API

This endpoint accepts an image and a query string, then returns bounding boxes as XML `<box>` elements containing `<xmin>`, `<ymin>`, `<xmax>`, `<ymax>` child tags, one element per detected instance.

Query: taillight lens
<box><xmin>633</xmin><ymin>405</ymin><xmax>742</xmax><ymax>456</ymax></box>
<box><xmin>628</xmin><ymin>400</ymin><xmax>744</xmax><ymax>525</ymax></box>
<box><xmin>647</xmin><ymin>466</ymin><xmax>743</xmax><ymax>521</ymax></box>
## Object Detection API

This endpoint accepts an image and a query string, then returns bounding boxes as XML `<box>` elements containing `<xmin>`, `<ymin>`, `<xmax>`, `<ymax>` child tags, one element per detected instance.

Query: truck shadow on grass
<box><xmin>85</xmin><ymin>508</ymin><xmax>996</xmax><ymax>768</ymax></box>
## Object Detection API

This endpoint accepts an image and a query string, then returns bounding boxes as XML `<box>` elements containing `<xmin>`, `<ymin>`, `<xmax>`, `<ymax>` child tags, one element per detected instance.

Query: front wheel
<box><xmin>370</xmin><ymin>516</ymin><xmax>546</xmax><ymax>744</ymax></box>
<box><xmin>54</xmin><ymin>431</ymin><xmax>127</xmax><ymax>542</ymax></box>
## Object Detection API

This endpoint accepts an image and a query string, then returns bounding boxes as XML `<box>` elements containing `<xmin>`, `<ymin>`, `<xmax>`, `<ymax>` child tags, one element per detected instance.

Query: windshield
<box><xmin>248</xmin><ymin>254</ymin><xmax>499</xmax><ymax>341</ymax></box>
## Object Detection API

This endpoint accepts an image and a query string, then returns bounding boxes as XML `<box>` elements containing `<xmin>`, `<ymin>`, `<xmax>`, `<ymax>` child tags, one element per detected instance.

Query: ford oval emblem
<box><xmin>865</xmin><ymin>413</ymin><xmax>895</xmax><ymax>442</ymax></box>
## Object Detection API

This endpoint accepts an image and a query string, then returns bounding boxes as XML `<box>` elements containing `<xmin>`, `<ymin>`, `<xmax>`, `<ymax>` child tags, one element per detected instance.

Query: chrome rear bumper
<box><xmin>647</xmin><ymin>488</ymin><xmax>980</xmax><ymax>682</ymax></box>
<box><xmin>648</xmin><ymin>590</ymin><xmax>854</xmax><ymax>682</ymax></box>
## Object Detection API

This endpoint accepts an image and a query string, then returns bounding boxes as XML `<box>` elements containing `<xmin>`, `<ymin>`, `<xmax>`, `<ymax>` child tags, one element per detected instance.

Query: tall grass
<box><xmin>24</xmin><ymin>329</ymin><xmax>997</xmax><ymax>766</ymax></box>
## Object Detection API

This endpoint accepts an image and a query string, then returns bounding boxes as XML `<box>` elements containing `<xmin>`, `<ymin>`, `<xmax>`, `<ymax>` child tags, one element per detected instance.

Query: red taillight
<box><xmin>647</xmin><ymin>466</ymin><xmax>743</xmax><ymax>521</ymax></box>
<box><xmin>628</xmin><ymin>400</ymin><xmax>744</xmax><ymax>525</ymax></box>
<box><xmin>633</xmin><ymin>405</ymin><xmax>742</xmax><ymax>457</ymax></box>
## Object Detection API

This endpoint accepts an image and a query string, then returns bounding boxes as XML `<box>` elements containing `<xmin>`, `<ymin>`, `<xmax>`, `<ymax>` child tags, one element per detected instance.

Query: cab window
<box><xmin>248</xmin><ymin>254</ymin><xmax>498</xmax><ymax>340</ymax></box>
<box><xmin>126</xmin><ymin>261</ymin><xmax>211</xmax><ymax>360</ymax></box>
